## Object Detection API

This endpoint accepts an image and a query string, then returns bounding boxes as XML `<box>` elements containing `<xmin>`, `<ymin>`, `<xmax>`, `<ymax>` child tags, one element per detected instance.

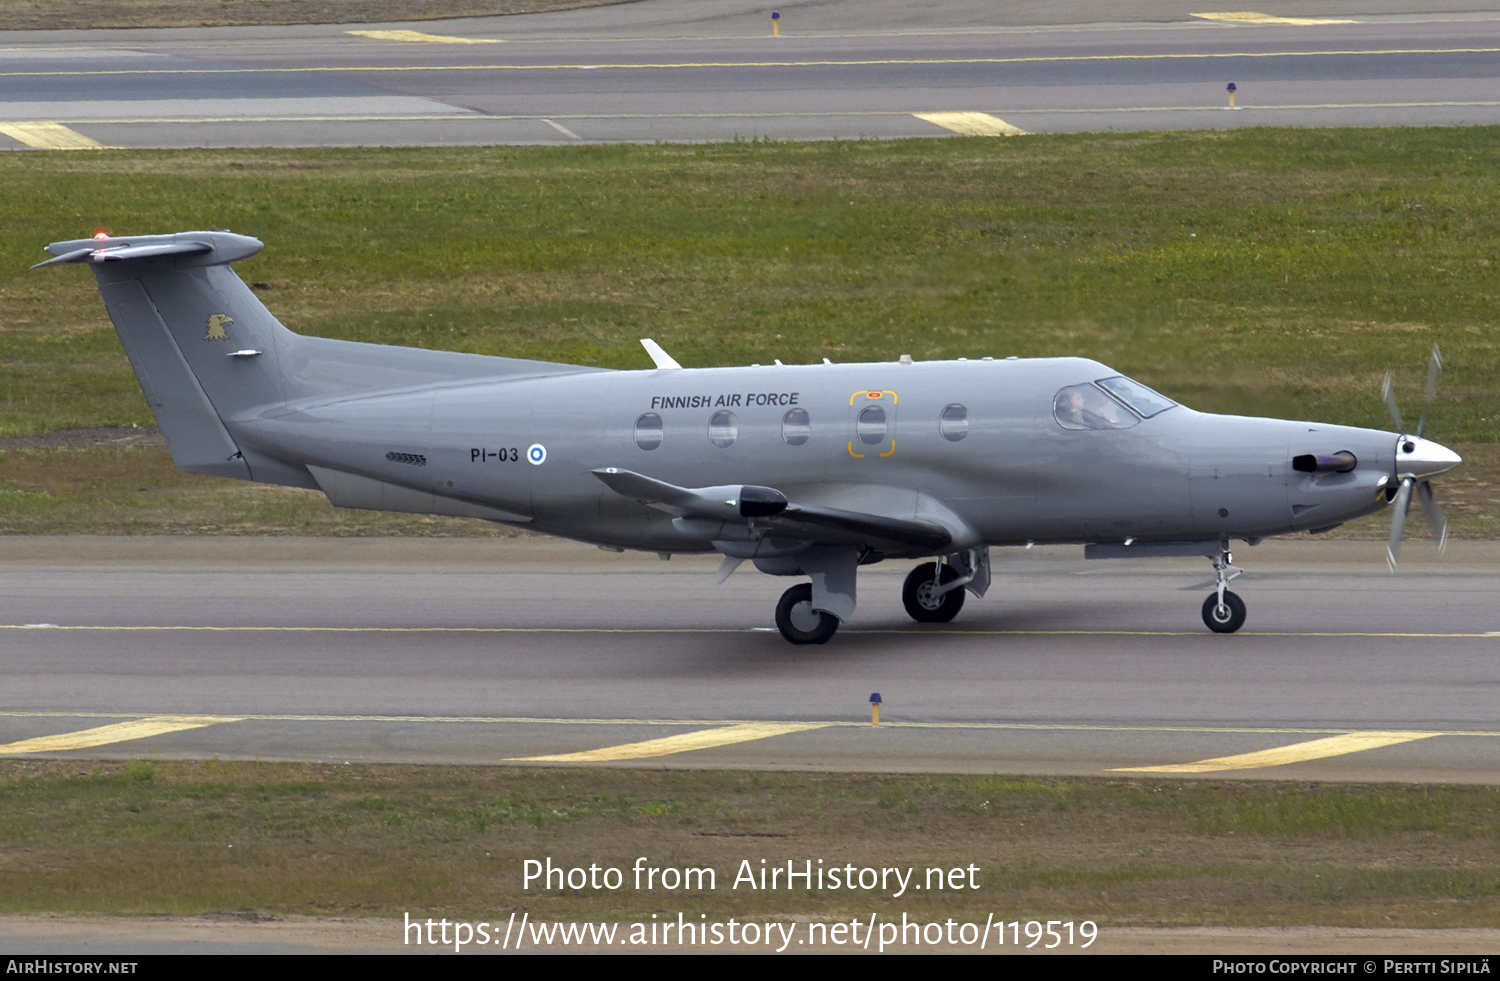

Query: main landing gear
<box><xmin>768</xmin><ymin>548</ymin><xmax>986</xmax><ymax>643</ymax></box>
<box><xmin>902</xmin><ymin>561</ymin><xmax>966</xmax><ymax>622</ymax></box>
<box><xmin>775</xmin><ymin>583</ymin><xmax>840</xmax><ymax>645</ymax></box>
<box><xmin>1202</xmin><ymin>543</ymin><xmax>1246</xmax><ymax>633</ymax></box>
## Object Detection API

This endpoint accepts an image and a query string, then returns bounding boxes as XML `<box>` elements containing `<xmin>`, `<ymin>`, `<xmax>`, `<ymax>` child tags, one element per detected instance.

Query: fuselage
<box><xmin>233</xmin><ymin>355</ymin><xmax>1419</xmax><ymax>555</ymax></box>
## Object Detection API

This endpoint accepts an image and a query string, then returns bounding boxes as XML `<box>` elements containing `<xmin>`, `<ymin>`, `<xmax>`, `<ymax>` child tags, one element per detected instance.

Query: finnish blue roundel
<box><xmin>527</xmin><ymin>443</ymin><xmax>547</xmax><ymax>466</ymax></box>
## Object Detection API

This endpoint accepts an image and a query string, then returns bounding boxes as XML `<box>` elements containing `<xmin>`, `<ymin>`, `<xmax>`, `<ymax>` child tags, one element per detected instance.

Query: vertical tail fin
<box><xmin>39</xmin><ymin>230</ymin><xmax>603</xmax><ymax>488</ymax></box>
<box><xmin>37</xmin><ymin>231</ymin><xmax>294</xmax><ymax>482</ymax></box>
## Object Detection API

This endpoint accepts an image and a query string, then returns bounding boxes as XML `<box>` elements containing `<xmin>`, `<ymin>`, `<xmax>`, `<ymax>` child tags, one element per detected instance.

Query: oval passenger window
<box><xmin>856</xmin><ymin>405</ymin><xmax>887</xmax><ymax>445</ymax></box>
<box><xmin>782</xmin><ymin>408</ymin><xmax>810</xmax><ymax>446</ymax></box>
<box><xmin>940</xmin><ymin>403</ymin><xmax>968</xmax><ymax>442</ymax></box>
<box><xmin>634</xmin><ymin>413</ymin><xmax>663</xmax><ymax>450</ymax></box>
<box><xmin>709</xmin><ymin>409</ymin><xmax>738</xmax><ymax>448</ymax></box>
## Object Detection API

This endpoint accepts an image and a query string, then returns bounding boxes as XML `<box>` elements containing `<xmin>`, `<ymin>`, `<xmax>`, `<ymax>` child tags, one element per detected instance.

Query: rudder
<box><xmin>38</xmin><ymin>231</ymin><xmax>291</xmax><ymax>482</ymax></box>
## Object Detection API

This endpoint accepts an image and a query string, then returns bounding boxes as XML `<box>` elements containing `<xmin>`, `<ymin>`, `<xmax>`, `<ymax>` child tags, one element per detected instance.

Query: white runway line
<box><xmin>0</xmin><ymin>97</ymin><xmax>474</xmax><ymax>121</ymax></box>
<box><xmin>541</xmin><ymin>118</ymin><xmax>582</xmax><ymax>139</ymax></box>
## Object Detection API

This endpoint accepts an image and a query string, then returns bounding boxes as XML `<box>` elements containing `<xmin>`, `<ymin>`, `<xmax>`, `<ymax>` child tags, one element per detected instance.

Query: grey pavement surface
<box><xmin>3</xmin><ymin>1</ymin><xmax>1500</xmax><ymax>147</ymax></box>
<box><xmin>1</xmin><ymin>536</ymin><xmax>1496</xmax><ymax>782</ymax></box>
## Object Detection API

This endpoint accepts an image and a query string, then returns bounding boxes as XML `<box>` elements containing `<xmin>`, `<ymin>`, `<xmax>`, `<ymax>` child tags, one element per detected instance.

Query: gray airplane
<box><xmin>36</xmin><ymin>230</ymin><xmax>1464</xmax><ymax>644</ymax></box>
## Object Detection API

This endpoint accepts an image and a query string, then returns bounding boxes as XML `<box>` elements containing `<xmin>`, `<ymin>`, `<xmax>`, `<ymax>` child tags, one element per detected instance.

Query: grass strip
<box><xmin>0</xmin><ymin>0</ymin><xmax>631</xmax><ymax>31</ymax></box>
<box><xmin>1</xmin><ymin>759</ymin><xmax>1497</xmax><ymax>926</ymax></box>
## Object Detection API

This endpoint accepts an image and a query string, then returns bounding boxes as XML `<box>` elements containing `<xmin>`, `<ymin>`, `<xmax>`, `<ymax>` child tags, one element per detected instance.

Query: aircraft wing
<box><xmin>773</xmin><ymin>504</ymin><xmax>952</xmax><ymax>552</ymax></box>
<box><xmin>591</xmin><ymin>468</ymin><xmax>952</xmax><ymax>552</ymax></box>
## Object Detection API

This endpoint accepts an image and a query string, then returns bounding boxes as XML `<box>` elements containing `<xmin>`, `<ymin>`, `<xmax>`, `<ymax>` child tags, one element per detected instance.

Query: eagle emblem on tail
<box><xmin>204</xmin><ymin>314</ymin><xmax>233</xmax><ymax>341</ymax></box>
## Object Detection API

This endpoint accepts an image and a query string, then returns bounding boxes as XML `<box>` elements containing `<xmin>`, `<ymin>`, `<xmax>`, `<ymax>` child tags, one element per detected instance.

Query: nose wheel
<box><xmin>1201</xmin><ymin>544</ymin><xmax>1246</xmax><ymax>633</ymax></box>
<box><xmin>1201</xmin><ymin>590</ymin><xmax>1246</xmax><ymax>632</ymax></box>
<box><xmin>775</xmin><ymin>583</ymin><xmax>839</xmax><ymax>644</ymax></box>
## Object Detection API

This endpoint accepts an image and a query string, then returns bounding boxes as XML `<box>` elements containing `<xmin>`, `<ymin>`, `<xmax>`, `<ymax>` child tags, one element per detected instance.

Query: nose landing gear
<box><xmin>1202</xmin><ymin>544</ymin><xmax>1246</xmax><ymax>633</ymax></box>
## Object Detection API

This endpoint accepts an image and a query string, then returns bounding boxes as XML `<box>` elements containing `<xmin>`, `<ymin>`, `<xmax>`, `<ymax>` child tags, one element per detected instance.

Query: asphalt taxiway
<box><xmin>3</xmin><ymin>1</ymin><xmax>1500</xmax><ymax>148</ymax></box>
<box><xmin>2</xmin><ymin>535</ymin><xmax>1496</xmax><ymax>782</ymax></box>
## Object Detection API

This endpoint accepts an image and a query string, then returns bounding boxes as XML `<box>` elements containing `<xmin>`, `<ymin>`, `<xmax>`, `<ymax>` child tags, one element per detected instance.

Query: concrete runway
<box><xmin>2</xmin><ymin>536</ymin><xmax>1497</xmax><ymax>782</ymax></box>
<box><xmin>3</xmin><ymin>1</ymin><xmax>1500</xmax><ymax>148</ymax></box>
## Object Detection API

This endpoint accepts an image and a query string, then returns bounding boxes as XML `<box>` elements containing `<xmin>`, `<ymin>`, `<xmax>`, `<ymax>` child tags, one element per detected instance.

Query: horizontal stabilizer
<box><xmin>31</xmin><ymin>240</ymin><xmax>213</xmax><ymax>269</ymax></box>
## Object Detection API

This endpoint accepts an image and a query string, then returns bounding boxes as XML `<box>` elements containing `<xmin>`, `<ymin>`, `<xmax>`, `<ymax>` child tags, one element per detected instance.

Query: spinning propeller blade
<box><xmin>1416</xmin><ymin>479</ymin><xmax>1448</xmax><ymax>553</ymax></box>
<box><xmin>1416</xmin><ymin>344</ymin><xmax>1442</xmax><ymax>439</ymax></box>
<box><xmin>1384</xmin><ymin>345</ymin><xmax>1457</xmax><ymax>571</ymax></box>
<box><xmin>1381</xmin><ymin>372</ymin><xmax>1405</xmax><ymax>435</ymax></box>
<box><xmin>1386</xmin><ymin>477</ymin><xmax>1413</xmax><ymax>573</ymax></box>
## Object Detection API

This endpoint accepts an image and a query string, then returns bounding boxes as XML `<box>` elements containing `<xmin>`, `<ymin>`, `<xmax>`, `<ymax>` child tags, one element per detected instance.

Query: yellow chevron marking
<box><xmin>510</xmin><ymin>721</ymin><xmax>830</xmax><ymax>762</ymax></box>
<box><xmin>346</xmin><ymin>30</ymin><xmax>501</xmax><ymax>44</ymax></box>
<box><xmin>1191</xmin><ymin>12</ymin><xmax>1357</xmax><ymax>26</ymax></box>
<box><xmin>1109</xmin><ymin>730</ymin><xmax>1440</xmax><ymax>773</ymax></box>
<box><xmin>0</xmin><ymin>715</ymin><xmax>240</xmax><ymax>754</ymax></box>
<box><xmin>913</xmin><ymin>111</ymin><xmax>1028</xmax><ymax>136</ymax></box>
<box><xmin>0</xmin><ymin>122</ymin><xmax>106</xmax><ymax>149</ymax></box>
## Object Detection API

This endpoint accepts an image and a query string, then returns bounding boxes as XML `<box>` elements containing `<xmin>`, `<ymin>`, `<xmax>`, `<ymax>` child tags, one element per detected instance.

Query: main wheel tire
<box><xmin>774</xmin><ymin>583</ymin><xmax>840</xmax><ymax>644</ymax></box>
<box><xmin>902</xmin><ymin>562</ymin><xmax>967</xmax><ymax>623</ymax></box>
<box><xmin>1201</xmin><ymin>590</ymin><xmax>1247</xmax><ymax>633</ymax></box>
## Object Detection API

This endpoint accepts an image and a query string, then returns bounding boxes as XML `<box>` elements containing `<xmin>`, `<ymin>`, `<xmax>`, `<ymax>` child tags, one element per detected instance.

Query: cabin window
<box><xmin>1053</xmin><ymin>384</ymin><xmax>1139</xmax><ymax>431</ymax></box>
<box><xmin>709</xmin><ymin>409</ymin><xmax>738</xmax><ymax>448</ymax></box>
<box><xmin>634</xmin><ymin>413</ymin><xmax>663</xmax><ymax>450</ymax></box>
<box><xmin>856</xmin><ymin>405</ymin><xmax>887</xmax><ymax>445</ymax></box>
<box><xmin>940</xmin><ymin>403</ymin><xmax>968</xmax><ymax>442</ymax></box>
<box><xmin>782</xmin><ymin>407</ymin><xmax>811</xmax><ymax>446</ymax></box>
<box><xmin>1095</xmin><ymin>376</ymin><xmax>1176</xmax><ymax>418</ymax></box>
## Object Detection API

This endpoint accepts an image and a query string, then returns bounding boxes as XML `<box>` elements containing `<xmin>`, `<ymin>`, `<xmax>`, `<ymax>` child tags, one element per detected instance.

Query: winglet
<box><xmin>640</xmin><ymin>338</ymin><xmax>682</xmax><ymax>370</ymax></box>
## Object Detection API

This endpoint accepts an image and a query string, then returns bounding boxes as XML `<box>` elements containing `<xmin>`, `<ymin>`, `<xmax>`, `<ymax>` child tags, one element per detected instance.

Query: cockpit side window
<box><xmin>1053</xmin><ymin>383</ymin><xmax>1139</xmax><ymax>431</ymax></box>
<box><xmin>1095</xmin><ymin>376</ymin><xmax>1176</xmax><ymax>418</ymax></box>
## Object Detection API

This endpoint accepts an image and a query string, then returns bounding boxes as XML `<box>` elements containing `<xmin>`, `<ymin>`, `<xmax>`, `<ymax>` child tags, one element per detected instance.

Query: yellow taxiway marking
<box><xmin>4</xmin><ymin>624</ymin><xmax>1498</xmax><ymax>638</ymax></box>
<box><xmin>1110</xmin><ymin>730</ymin><xmax>1441</xmax><ymax>773</ymax></box>
<box><xmin>1192</xmin><ymin>12</ymin><xmax>1356</xmax><ymax>27</ymax></box>
<box><xmin>913</xmin><ymin>111</ymin><xmax>1028</xmax><ymax>136</ymax></box>
<box><xmin>4</xmin><ymin>47</ymin><xmax>1499</xmax><ymax>78</ymax></box>
<box><xmin>0</xmin><ymin>121</ymin><xmax>106</xmax><ymax>149</ymax></box>
<box><xmin>0</xmin><ymin>715</ymin><xmax>240</xmax><ymax>755</ymax></box>
<box><xmin>509</xmin><ymin>721</ymin><xmax>831</xmax><ymax>762</ymax></box>
<box><xmin>346</xmin><ymin>30</ymin><xmax>502</xmax><ymax>44</ymax></box>
<box><xmin>0</xmin><ymin>711</ymin><xmax>1493</xmax><ymax>739</ymax></box>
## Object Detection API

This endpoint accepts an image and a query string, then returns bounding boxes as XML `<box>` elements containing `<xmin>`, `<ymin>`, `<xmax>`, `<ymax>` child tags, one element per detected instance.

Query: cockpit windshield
<box><xmin>1053</xmin><ymin>384</ymin><xmax>1139</xmax><ymax>430</ymax></box>
<box><xmin>1095</xmin><ymin>376</ymin><xmax>1176</xmax><ymax>418</ymax></box>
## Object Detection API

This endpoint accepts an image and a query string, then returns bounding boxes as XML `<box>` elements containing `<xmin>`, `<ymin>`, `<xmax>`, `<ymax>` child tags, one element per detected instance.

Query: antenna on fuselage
<box><xmin>640</xmin><ymin>338</ymin><xmax>682</xmax><ymax>370</ymax></box>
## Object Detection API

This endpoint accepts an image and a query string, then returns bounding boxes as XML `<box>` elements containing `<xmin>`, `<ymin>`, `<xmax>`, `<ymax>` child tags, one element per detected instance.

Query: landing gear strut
<box><xmin>1201</xmin><ymin>543</ymin><xmax>1246</xmax><ymax>633</ymax></box>
<box><xmin>775</xmin><ymin>583</ymin><xmax>839</xmax><ymax>644</ymax></box>
<box><xmin>902</xmin><ymin>561</ymin><xmax>967</xmax><ymax>623</ymax></box>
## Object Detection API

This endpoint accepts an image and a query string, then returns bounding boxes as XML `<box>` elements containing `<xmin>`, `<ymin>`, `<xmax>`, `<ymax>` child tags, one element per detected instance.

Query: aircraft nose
<box><xmin>1396</xmin><ymin>436</ymin><xmax>1462</xmax><ymax>480</ymax></box>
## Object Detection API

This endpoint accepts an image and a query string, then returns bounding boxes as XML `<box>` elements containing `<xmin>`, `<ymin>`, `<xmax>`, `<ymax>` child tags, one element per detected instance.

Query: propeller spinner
<box><xmin>1382</xmin><ymin>345</ymin><xmax>1462</xmax><ymax>571</ymax></box>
